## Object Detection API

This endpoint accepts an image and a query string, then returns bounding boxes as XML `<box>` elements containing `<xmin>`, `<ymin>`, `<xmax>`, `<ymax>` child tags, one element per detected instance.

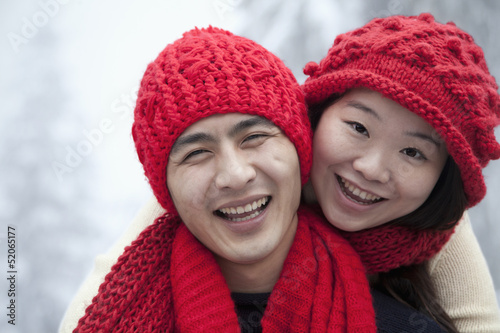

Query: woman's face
<box><xmin>311</xmin><ymin>88</ymin><xmax>448</xmax><ymax>231</ymax></box>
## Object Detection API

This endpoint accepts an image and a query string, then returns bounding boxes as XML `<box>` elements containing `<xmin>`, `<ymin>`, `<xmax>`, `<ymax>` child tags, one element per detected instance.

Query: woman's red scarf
<box><xmin>339</xmin><ymin>222</ymin><xmax>455</xmax><ymax>274</ymax></box>
<box><xmin>74</xmin><ymin>207</ymin><xmax>376</xmax><ymax>332</ymax></box>
<box><xmin>305</xmin><ymin>204</ymin><xmax>455</xmax><ymax>275</ymax></box>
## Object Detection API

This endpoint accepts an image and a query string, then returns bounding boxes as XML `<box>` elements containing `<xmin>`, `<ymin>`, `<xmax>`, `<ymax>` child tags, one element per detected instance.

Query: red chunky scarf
<box><xmin>304</xmin><ymin>205</ymin><xmax>455</xmax><ymax>275</ymax></box>
<box><xmin>339</xmin><ymin>222</ymin><xmax>455</xmax><ymax>274</ymax></box>
<box><xmin>74</xmin><ymin>207</ymin><xmax>376</xmax><ymax>332</ymax></box>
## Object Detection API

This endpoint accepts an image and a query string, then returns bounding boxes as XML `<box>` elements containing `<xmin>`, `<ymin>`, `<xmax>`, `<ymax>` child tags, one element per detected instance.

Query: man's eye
<box><xmin>183</xmin><ymin>149</ymin><xmax>208</xmax><ymax>161</ymax></box>
<box><xmin>243</xmin><ymin>134</ymin><xmax>268</xmax><ymax>143</ymax></box>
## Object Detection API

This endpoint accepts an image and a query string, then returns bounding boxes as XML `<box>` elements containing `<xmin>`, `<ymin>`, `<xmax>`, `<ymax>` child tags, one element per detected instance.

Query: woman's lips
<box><xmin>337</xmin><ymin>176</ymin><xmax>385</xmax><ymax>205</ymax></box>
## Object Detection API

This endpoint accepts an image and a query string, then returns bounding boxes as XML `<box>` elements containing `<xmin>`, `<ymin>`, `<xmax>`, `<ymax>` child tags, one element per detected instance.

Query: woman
<box><xmin>302</xmin><ymin>13</ymin><xmax>500</xmax><ymax>332</ymax></box>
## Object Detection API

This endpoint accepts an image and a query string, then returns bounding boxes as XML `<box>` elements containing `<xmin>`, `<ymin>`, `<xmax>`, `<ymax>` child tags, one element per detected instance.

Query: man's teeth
<box><xmin>219</xmin><ymin>197</ymin><xmax>269</xmax><ymax>217</ymax></box>
<box><xmin>340</xmin><ymin>178</ymin><xmax>381</xmax><ymax>201</ymax></box>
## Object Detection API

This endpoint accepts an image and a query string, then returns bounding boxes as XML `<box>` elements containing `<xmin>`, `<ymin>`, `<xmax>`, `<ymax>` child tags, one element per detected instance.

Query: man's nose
<box><xmin>214</xmin><ymin>150</ymin><xmax>257</xmax><ymax>190</ymax></box>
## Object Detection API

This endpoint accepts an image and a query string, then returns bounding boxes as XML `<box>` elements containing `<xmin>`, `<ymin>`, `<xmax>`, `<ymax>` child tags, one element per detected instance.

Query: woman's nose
<box><xmin>352</xmin><ymin>150</ymin><xmax>391</xmax><ymax>184</ymax></box>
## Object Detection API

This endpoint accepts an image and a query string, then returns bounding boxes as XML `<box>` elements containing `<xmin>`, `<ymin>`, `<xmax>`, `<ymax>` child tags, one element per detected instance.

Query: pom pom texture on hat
<box><xmin>133</xmin><ymin>27</ymin><xmax>312</xmax><ymax>213</ymax></box>
<box><xmin>303</xmin><ymin>13</ymin><xmax>500</xmax><ymax>207</ymax></box>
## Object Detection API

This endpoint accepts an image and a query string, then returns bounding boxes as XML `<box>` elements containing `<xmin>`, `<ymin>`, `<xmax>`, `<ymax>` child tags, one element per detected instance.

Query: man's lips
<box><xmin>215</xmin><ymin>196</ymin><xmax>271</xmax><ymax>222</ymax></box>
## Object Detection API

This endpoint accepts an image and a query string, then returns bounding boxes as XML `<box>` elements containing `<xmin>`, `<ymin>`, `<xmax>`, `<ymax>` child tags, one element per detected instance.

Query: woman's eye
<box><xmin>346</xmin><ymin>122</ymin><xmax>368</xmax><ymax>136</ymax></box>
<box><xmin>401</xmin><ymin>148</ymin><xmax>426</xmax><ymax>160</ymax></box>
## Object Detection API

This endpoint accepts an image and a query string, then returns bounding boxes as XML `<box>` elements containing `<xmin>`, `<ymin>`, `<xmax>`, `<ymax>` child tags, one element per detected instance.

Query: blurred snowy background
<box><xmin>0</xmin><ymin>0</ymin><xmax>498</xmax><ymax>332</ymax></box>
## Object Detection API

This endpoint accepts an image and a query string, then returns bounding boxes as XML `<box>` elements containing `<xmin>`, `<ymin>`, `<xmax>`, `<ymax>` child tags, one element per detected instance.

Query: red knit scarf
<box><xmin>304</xmin><ymin>204</ymin><xmax>456</xmax><ymax>275</ymax></box>
<box><xmin>74</xmin><ymin>206</ymin><xmax>376</xmax><ymax>332</ymax></box>
<box><xmin>339</xmin><ymin>222</ymin><xmax>455</xmax><ymax>274</ymax></box>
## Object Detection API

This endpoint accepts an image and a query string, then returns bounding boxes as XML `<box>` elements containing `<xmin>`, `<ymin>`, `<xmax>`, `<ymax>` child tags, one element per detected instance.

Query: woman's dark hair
<box><xmin>308</xmin><ymin>93</ymin><xmax>340</xmax><ymax>132</ymax></box>
<box><xmin>308</xmin><ymin>92</ymin><xmax>469</xmax><ymax>332</ymax></box>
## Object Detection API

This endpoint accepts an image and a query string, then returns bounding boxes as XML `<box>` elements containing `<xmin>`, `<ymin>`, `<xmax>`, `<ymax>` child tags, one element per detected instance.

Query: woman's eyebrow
<box><xmin>345</xmin><ymin>100</ymin><xmax>442</xmax><ymax>148</ymax></box>
<box><xmin>405</xmin><ymin>131</ymin><xmax>442</xmax><ymax>148</ymax></box>
<box><xmin>345</xmin><ymin>101</ymin><xmax>382</xmax><ymax>120</ymax></box>
<box><xmin>228</xmin><ymin>116</ymin><xmax>276</xmax><ymax>137</ymax></box>
<box><xmin>170</xmin><ymin>132</ymin><xmax>215</xmax><ymax>155</ymax></box>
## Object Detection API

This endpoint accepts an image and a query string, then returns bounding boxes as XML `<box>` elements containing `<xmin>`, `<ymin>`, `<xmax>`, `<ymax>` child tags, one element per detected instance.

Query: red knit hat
<box><xmin>303</xmin><ymin>13</ymin><xmax>500</xmax><ymax>207</ymax></box>
<box><xmin>132</xmin><ymin>27</ymin><xmax>312</xmax><ymax>213</ymax></box>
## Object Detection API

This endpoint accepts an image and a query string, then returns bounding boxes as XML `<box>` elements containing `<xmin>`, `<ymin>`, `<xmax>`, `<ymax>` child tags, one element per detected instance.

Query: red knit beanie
<box><xmin>303</xmin><ymin>13</ymin><xmax>500</xmax><ymax>207</ymax></box>
<box><xmin>132</xmin><ymin>27</ymin><xmax>312</xmax><ymax>213</ymax></box>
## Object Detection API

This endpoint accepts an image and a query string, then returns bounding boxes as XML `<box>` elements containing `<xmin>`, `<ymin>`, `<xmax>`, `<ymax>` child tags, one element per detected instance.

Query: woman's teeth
<box><xmin>339</xmin><ymin>177</ymin><xmax>383</xmax><ymax>204</ymax></box>
<box><xmin>217</xmin><ymin>196</ymin><xmax>270</xmax><ymax>222</ymax></box>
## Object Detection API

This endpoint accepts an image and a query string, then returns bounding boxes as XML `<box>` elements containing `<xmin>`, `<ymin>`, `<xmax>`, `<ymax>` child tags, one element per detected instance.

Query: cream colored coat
<box><xmin>59</xmin><ymin>197</ymin><xmax>500</xmax><ymax>333</ymax></box>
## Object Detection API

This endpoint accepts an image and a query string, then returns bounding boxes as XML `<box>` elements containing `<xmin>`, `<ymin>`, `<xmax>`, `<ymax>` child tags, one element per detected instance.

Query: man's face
<box><xmin>167</xmin><ymin>113</ymin><xmax>301</xmax><ymax>270</ymax></box>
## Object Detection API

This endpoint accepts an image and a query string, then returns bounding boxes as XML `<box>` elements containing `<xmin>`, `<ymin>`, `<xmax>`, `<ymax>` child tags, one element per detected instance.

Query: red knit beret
<box><xmin>303</xmin><ymin>13</ymin><xmax>500</xmax><ymax>207</ymax></box>
<box><xmin>132</xmin><ymin>27</ymin><xmax>312</xmax><ymax>213</ymax></box>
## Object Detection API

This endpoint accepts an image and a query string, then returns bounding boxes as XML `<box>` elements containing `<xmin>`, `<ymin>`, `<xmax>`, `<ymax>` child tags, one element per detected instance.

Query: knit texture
<box><xmin>303</xmin><ymin>13</ymin><xmax>500</xmax><ymax>208</ymax></box>
<box><xmin>74</xmin><ymin>214</ymin><xmax>179</xmax><ymax>331</ymax></box>
<box><xmin>340</xmin><ymin>223</ymin><xmax>454</xmax><ymax>274</ymax></box>
<box><xmin>306</xmin><ymin>204</ymin><xmax>454</xmax><ymax>274</ymax></box>
<box><xmin>132</xmin><ymin>26</ymin><xmax>312</xmax><ymax>214</ymax></box>
<box><xmin>73</xmin><ymin>207</ymin><xmax>377</xmax><ymax>332</ymax></box>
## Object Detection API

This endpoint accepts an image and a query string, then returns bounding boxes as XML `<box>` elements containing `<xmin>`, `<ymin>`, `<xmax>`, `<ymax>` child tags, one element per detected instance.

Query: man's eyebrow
<box><xmin>170</xmin><ymin>132</ymin><xmax>215</xmax><ymax>156</ymax></box>
<box><xmin>405</xmin><ymin>131</ymin><xmax>442</xmax><ymax>148</ymax></box>
<box><xmin>228</xmin><ymin>116</ymin><xmax>276</xmax><ymax>137</ymax></box>
<box><xmin>345</xmin><ymin>101</ymin><xmax>382</xmax><ymax>121</ymax></box>
<box><xmin>169</xmin><ymin>116</ymin><xmax>275</xmax><ymax>155</ymax></box>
